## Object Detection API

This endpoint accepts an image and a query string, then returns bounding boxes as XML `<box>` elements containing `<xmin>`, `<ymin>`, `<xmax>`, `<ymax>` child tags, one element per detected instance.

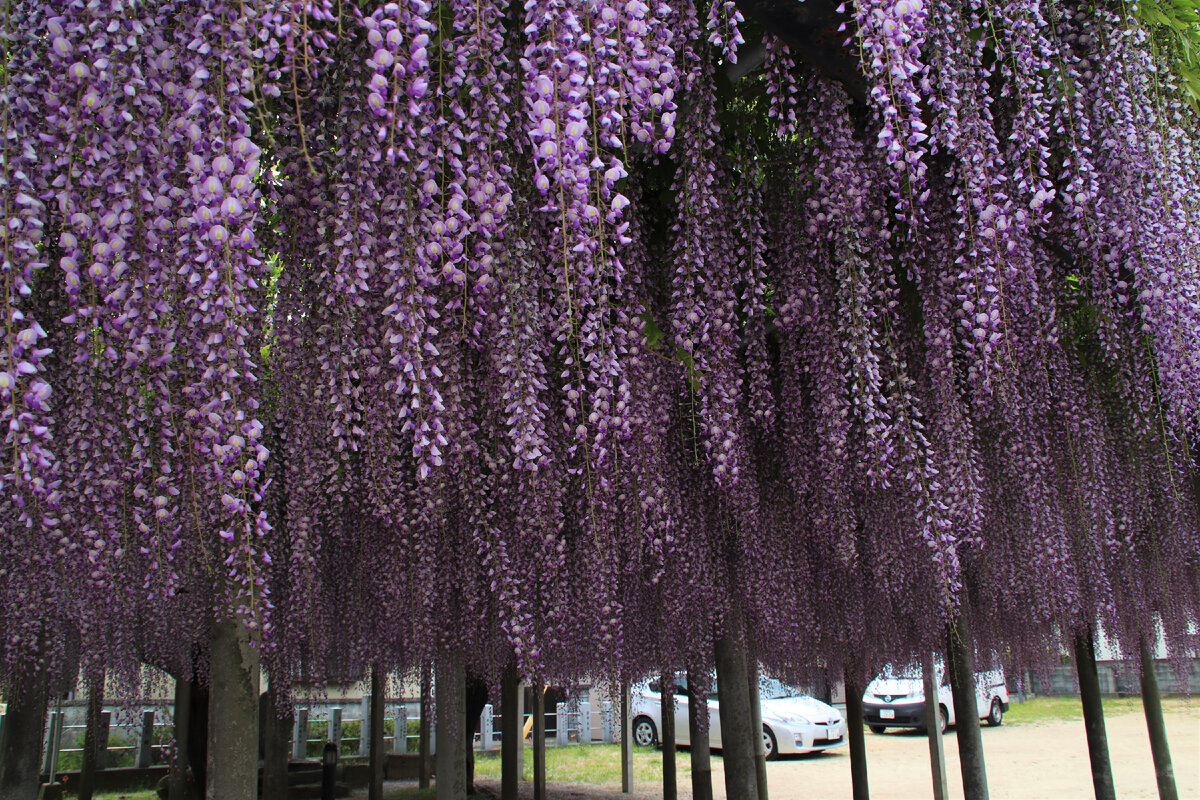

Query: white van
<box><xmin>861</xmin><ymin>664</ymin><xmax>1008</xmax><ymax>734</ymax></box>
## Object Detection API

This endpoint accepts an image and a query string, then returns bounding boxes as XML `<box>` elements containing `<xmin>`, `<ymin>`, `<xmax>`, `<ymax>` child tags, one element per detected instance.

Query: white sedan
<box><xmin>631</xmin><ymin>674</ymin><xmax>847</xmax><ymax>759</ymax></box>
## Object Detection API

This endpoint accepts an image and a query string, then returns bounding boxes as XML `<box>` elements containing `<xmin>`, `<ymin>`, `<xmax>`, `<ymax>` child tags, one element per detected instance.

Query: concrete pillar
<box><xmin>578</xmin><ymin>701</ymin><xmax>591</xmax><ymax>744</ymax></box>
<box><xmin>42</xmin><ymin>711</ymin><xmax>64</xmax><ymax>777</ymax></box>
<box><xmin>293</xmin><ymin>709</ymin><xmax>309</xmax><ymax>760</ymax></box>
<box><xmin>206</xmin><ymin>616</ymin><xmax>261</xmax><ymax>800</ymax></box>
<box><xmin>481</xmin><ymin>704</ymin><xmax>495</xmax><ymax>752</ymax></box>
<box><xmin>393</xmin><ymin>705</ymin><xmax>408</xmax><ymax>754</ymax></box>
<box><xmin>328</xmin><ymin>708</ymin><xmax>342</xmax><ymax>752</ymax></box>
<box><xmin>555</xmin><ymin>703</ymin><xmax>568</xmax><ymax>746</ymax></box>
<box><xmin>137</xmin><ymin>710</ymin><xmax>156</xmax><ymax>769</ymax></box>
<box><xmin>436</xmin><ymin>655</ymin><xmax>467</xmax><ymax>800</ymax></box>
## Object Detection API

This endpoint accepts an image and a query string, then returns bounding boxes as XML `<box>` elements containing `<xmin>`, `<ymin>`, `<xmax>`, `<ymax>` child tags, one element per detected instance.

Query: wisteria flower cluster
<box><xmin>0</xmin><ymin>0</ymin><xmax>1196</xmax><ymax>708</ymax></box>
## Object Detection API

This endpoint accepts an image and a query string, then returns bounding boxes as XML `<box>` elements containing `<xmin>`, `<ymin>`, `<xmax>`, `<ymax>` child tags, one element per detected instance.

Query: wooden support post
<box><xmin>924</xmin><ymin>652</ymin><xmax>948</xmax><ymax>800</ymax></box>
<box><xmin>714</xmin><ymin>630</ymin><xmax>759</xmax><ymax>800</ymax></box>
<box><xmin>435</xmin><ymin>655</ymin><xmax>466</xmax><ymax>800</ymax></box>
<box><xmin>501</xmin><ymin>662</ymin><xmax>521</xmax><ymax>800</ymax></box>
<box><xmin>843</xmin><ymin>670</ymin><xmax>869</xmax><ymax>800</ymax></box>
<box><xmin>1139</xmin><ymin>637</ymin><xmax>1178</xmax><ymax>800</ymax></box>
<box><xmin>79</xmin><ymin>675</ymin><xmax>106</xmax><ymax>800</ymax></box>
<box><xmin>0</xmin><ymin>669</ymin><xmax>49</xmax><ymax>800</ymax></box>
<box><xmin>206</xmin><ymin>616</ymin><xmax>261</xmax><ymax>800</ymax></box>
<box><xmin>947</xmin><ymin>612</ymin><xmax>988</xmax><ymax>800</ymax></box>
<box><xmin>261</xmin><ymin>683</ymin><xmax>293</xmax><ymax>800</ymax></box>
<box><xmin>533</xmin><ymin>685</ymin><xmax>546</xmax><ymax>800</ymax></box>
<box><xmin>169</xmin><ymin>678</ymin><xmax>193</xmax><ymax>800</ymax></box>
<box><xmin>746</xmin><ymin>659</ymin><xmax>769</xmax><ymax>800</ymax></box>
<box><xmin>1074</xmin><ymin>629</ymin><xmax>1115</xmax><ymax>800</ymax></box>
<box><xmin>686</xmin><ymin>670</ymin><xmax>713</xmax><ymax>800</ymax></box>
<box><xmin>419</xmin><ymin>665</ymin><xmax>432</xmax><ymax>790</ymax></box>
<box><xmin>620</xmin><ymin>682</ymin><xmax>633</xmax><ymax>794</ymax></box>
<box><xmin>661</xmin><ymin>673</ymin><xmax>677</xmax><ymax>800</ymax></box>
<box><xmin>369</xmin><ymin>668</ymin><xmax>386</xmax><ymax>800</ymax></box>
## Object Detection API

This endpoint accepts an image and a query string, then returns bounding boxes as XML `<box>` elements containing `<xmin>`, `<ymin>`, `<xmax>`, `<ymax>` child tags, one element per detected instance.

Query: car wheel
<box><xmin>632</xmin><ymin>716</ymin><xmax>658</xmax><ymax>747</ymax></box>
<box><xmin>762</xmin><ymin>725</ymin><xmax>778</xmax><ymax>760</ymax></box>
<box><xmin>868</xmin><ymin>724</ymin><xmax>886</xmax><ymax>734</ymax></box>
<box><xmin>938</xmin><ymin>705</ymin><xmax>948</xmax><ymax>734</ymax></box>
<box><xmin>987</xmin><ymin>697</ymin><xmax>1003</xmax><ymax>727</ymax></box>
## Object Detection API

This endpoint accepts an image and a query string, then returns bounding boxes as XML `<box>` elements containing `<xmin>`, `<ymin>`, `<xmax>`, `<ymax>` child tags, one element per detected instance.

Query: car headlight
<box><xmin>775</xmin><ymin>714</ymin><xmax>811</xmax><ymax>727</ymax></box>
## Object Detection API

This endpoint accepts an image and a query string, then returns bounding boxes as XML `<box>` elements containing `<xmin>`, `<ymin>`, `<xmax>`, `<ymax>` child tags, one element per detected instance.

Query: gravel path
<box><xmin>362</xmin><ymin>704</ymin><xmax>1198</xmax><ymax>799</ymax></box>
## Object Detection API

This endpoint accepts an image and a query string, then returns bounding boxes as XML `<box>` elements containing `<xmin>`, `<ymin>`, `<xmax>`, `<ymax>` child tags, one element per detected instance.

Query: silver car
<box><xmin>631</xmin><ymin>673</ymin><xmax>847</xmax><ymax>759</ymax></box>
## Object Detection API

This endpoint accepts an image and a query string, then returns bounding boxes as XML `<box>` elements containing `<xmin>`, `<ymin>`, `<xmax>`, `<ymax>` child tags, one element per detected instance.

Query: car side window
<box><xmin>648</xmin><ymin>680</ymin><xmax>660</xmax><ymax>693</ymax></box>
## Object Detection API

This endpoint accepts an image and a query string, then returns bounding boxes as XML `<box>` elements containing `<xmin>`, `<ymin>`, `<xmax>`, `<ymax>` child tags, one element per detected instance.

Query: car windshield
<box><xmin>757</xmin><ymin>677</ymin><xmax>803</xmax><ymax>700</ymax></box>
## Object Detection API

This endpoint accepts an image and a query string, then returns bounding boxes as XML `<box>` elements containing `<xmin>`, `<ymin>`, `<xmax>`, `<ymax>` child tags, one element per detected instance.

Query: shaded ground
<box><xmin>361</xmin><ymin>700</ymin><xmax>1198</xmax><ymax>799</ymax></box>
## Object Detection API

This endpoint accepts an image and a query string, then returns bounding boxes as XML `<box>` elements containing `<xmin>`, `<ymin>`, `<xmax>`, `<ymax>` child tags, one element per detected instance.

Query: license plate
<box><xmin>880</xmin><ymin>709</ymin><xmax>895</xmax><ymax>719</ymax></box>
<box><xmin>827</xmin><ymin>726</ymin><xmax>837</xmax><ymax>739</ymax></box>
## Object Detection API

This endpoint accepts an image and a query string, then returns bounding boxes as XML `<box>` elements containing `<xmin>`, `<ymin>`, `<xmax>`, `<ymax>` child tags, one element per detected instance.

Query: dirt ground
<box><xmin>371</xmin><ymin>705</ymin><xmax>1199</xmax><ymax>799</ymax></box>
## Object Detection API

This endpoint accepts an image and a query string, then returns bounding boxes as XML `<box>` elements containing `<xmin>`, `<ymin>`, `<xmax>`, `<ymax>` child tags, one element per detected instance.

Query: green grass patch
<box><xmin>382</xmin><ymin>788</ymin><xmax>437</xmax><ymax>800</ymax></box>
<box><xmin>473</xmin><ymin>743</ymin><xmax>690</xmax><ymax>785</ymax></box>
<box><xmin>1004</xmin><ymin>695</ymin><xmax>1198</xmax><ymax>725</ymax></box>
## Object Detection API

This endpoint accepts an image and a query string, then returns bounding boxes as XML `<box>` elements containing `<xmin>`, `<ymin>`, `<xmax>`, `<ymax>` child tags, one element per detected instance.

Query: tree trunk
<box><xmin>714</xmin><ymin>629</ymin><xmax>759</xmax><ymax>800</ymax></box>
<box><xmin>686</xmin><ymin>669</ymin><xmax>713</xmax><ymax>800</ymax></box>
<box><xmin>533</xmin><ymin>686</ymin><xmax>546</xmax><ymax>800</ymax></box>
<box><xmin>1074</xmin><ymin>629</ymin><xmax>1115</xmax><ymax>800</ymax></box>
<box><xmin>419</xmin><ymin>665</ymin><xmax>432</xmax><ymax>790</ymax></box>
<box><xmin>746</xmin><ymin>659</ymin><xmax>769</xmax><ymax>800</ymax></box>
<box><xmin>206</xmin><ymin>616</ymin><xmax>261</xmax><ymax>800</ymax></box>
<box><xmin>369</xmin><ymin>668</ymin><xmax>386</xmax><ymax>800</ymax></box>
<box><xmin>947</xmin><ymin>612</ymin><xmax>988</xmax><ymax>800</ymax></box>
<box><xmin>843</xmin><ymin>670</ymin><xmax>869</xmax><ymax>800</ymax></box>
<box><xmin>436</xmin><ymin>655</ymin><xmax>467</xmax><ymax>800</ymax></box>
<box><xmin>923</xmin><ymin>652</ymin><xmax>948</xmax><ymax>800</ymax></box>
<box><xmin>79</xmin><ymin>672</ymin><xmax>105</xmax><ymax>800</ymax></box>
<box><xmin>660</xmin><ymin>673</ymin><xmax>677</xmax><ymax>800</ymax></box>
<box><xmin>500</xmin><ymin>662</ymin><xmax>521</xmax><ymax>800</ymax></box>
<box><xmin>260</xmin><ymin>681</ymin><xmax>293</xmax><ymax>800</ymax></box>
<box><xmin>0</xmin><ymin>669</ymin><xmax>49</xmax><ymax>800</ymax></box>
<box><xmin>1139</xmin><ymin>637</ymin><xmax>1178</xmax><ymax>800</ymax></box>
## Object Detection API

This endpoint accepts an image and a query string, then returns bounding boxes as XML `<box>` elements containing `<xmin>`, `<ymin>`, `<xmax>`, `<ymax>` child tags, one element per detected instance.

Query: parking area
<box><xmin>718</xmin><ymin>704</ymin><xmax>1199</xmax><ymax>800</ymax></box>
<box><xmin>467</xmin><ymin>701</ymin><xmax>1198</xmax><ymax>799</ymax></box>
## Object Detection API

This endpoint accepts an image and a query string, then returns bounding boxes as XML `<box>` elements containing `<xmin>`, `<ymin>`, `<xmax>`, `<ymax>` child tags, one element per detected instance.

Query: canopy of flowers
<box><xmin>0</xmin><ymin>0</ymin><xmax>1197</xmax><ymax>694</ymax></box>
